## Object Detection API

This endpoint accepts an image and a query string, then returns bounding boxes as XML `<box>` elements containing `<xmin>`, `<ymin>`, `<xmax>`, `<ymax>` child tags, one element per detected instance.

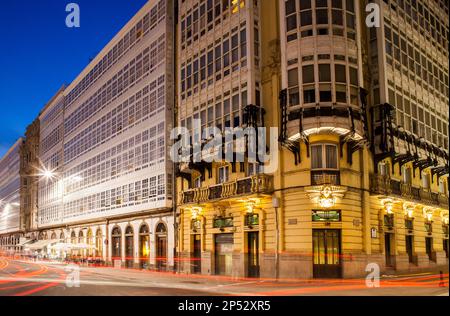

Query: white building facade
<box><xmin>35</xmin><ymin>0</ymin><xmax>176</xmax><ymax>270</ymax></box>
<box><xmin>0</xmin><ymin>139</ymin><xmax>23</xmax><ymax>249</ymax></box>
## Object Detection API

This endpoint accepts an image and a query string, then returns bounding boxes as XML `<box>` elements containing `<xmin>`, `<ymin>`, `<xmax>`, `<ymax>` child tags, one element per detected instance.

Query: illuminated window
<box><xmin>311</xmin><ymin>144</ymin><xmax>338</xmax><ymax>170</ymax></box>
<box><xmin>231</xmin><ymin>0</ymin><xmax>245</xmax><ymax>14</ymax></box>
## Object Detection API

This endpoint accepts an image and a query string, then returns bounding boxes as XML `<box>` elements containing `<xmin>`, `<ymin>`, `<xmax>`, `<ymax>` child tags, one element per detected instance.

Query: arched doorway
<box><xmin>51</xmin><ymin>232</ymin><xmax>57</xmax><ymax>240</ymax></box>
<box><xmin>60</xmin><ymin>232</ymin><xmax>65</xmax><ymax>242</ymax></box>
<box><xmin>155</xmin><ymin>223</ymin><xmax>168</xmax><ymax>271</ymax></box>
<box><xmin>139</xmin><ymin>224</ymin><xmax>150</xmax><ymax>269</ymax></box>
<box><xmin>125</xmin><ymin>226</ymin><xmax>134</xmax><ymax>268</ymax></box>
<box><xmin>95</xmin><ymin>229</ymin><xmax>103</xmax><ymax>260</ymax></box>
<box><xmin>111</xmin><ymin>227</ymin><xmax>122</xmax><ymax>262</ymax></box>
<box><xmin>87</xmin><ymin>229</ymin><xmax>94</xmax><ymax>258</ymax></box>
<box><xmin>71</xmin><ymin>231</ymin><xmax>77</xmax><ymax>258</ymax></box>
<box><xmin>78</xmin><ymin>231</ymin><xmax>85</xmax><ymax>259</ymax></box>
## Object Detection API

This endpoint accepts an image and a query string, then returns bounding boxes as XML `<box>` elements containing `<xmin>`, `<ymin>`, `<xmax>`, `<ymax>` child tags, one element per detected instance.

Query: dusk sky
<box><xmin>0</xmin><ymin>0</ymin><xmax>148</xmax><ymax>158</ymax></box>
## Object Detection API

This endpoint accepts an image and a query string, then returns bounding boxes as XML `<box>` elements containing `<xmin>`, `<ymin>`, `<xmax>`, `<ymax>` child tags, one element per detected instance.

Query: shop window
<box><xmin>213</xmin><ymin>217</ymin><xmax>234</xmax><ymax>228</ymax></box>
<box><xmin>245</xmin><ymin>214</ymin><xmax>259</xmax><ymax>227</ymax></box>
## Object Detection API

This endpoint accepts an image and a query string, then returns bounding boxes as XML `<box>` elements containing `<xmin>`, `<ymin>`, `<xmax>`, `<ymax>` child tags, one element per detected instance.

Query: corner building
<box><xmin>35</xmin><ymin>0</ymin><xmax>176</xmax><ymax>270</ymax></box>
<box><xmin>176</xmin><ymin>0</ymin><xmax>449</xmax><ymax>279</ymax></box>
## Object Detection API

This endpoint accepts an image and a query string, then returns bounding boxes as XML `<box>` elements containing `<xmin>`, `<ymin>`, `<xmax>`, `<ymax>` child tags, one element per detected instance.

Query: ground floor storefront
<box><xmin>16</xmin><ymin>213</ymin><xmax>175</xmax><ymax>271</ymax></box>
<box><xmin>177</xmin><ymin>188</ymin><xmax>449</xmax><ymax>279</ymax></box>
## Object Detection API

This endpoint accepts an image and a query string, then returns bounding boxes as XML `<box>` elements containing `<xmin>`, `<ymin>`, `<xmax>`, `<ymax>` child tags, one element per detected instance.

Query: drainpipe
<box><xmin>272</xmin><ymin>196</ymin><xmax>280</xmax><ymax>280</ymax></box>
<box><xmin>106</xmin><ymin>219</ymin><xmax>109</xmax><ymax>265</ymax></box>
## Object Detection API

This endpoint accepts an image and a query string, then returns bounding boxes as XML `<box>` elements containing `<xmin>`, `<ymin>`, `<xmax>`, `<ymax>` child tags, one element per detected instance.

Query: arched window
<box><xmin>140</xmin><ymin>224</ymin><xmax>149</xmax><ymax>235</ymax></box>
<box><xmin>70</xmin><ymin>231</ymin><xmax>76</xmax><ymax>245</ymax></box>
<box><xmin>111</xmin><ymin>226</ymin><xmax>122</xmax><ymax>260</ymax></box>
<box><xmin>78</xmin><ymin>231</ymin><xmax>84</xmax><ymax>244</ymax></box>
<box><xmin>125</xmin><ymin>226</ymin><xmax>134</xmax><ymax>268</ymax></box>
<box><xmin>87</xmin><ymin>229</ymin><xmax>94</xmax><ymax>257</ymax></box>
<box><xmin>95</xmin><ymin>229</ymin><xmax>103</xmax><ymax>259</ymax></box>
<box><xmin>139</xmin><ymin>224</ymin><xmax>150</xmax><ymax>269</ymax></box>
<box><xmin>156</xmin><ymin>223</ymin><xmax>167</xmax><ymax>234</ymax></box>
<box><xmin>125</xmin><ymin>226</ymin><xmax>134</xmax><ymax>236</ymax></box>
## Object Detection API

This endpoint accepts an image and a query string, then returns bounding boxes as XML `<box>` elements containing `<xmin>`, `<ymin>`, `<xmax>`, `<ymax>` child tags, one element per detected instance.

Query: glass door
<box><xmin>313</xmin><ymin>229</ymin><xmax>342</xmax><ymax>278</ymax></box>
<box><xmin>247</xmin><ymin>232</ymin><xmax>260</xmax><ymax>278</ymax></box>
<box><xmin>215</xmin><ymin>234</ymin><xmax>233</xmax><ymax>276</ymax></box>
<box><xmin>406</xmin><ymin>235</ymin><xmax>414</xmax><ymax>263</ymax></box>
<box><xmin>385</xmin><ymin>233</ymin><xmax>393</xmax><ymax>267</ymax></box>
<box><xmin>192</xmin><ymin>234</ymin><xmax>201</xmax><ymax>274</ymax></box>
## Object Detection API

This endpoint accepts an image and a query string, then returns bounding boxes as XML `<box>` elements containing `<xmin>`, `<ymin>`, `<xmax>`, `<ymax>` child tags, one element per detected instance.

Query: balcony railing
<box><xmin>370</xmin><ymin>174</ymin><xmax>392</xmax><ymax>195</ymax></box>
<box><xmin>311</xmin><ymin>170</ymin><xmax>341</xmax><ymax>185</ymax></box>
<box><xmin>370</xmin><ymin>175</ymin><xmax>449</xmax><ymax>208</ymax></box>
<box><xmin>180</xmin><ymin>174</ymin><xmax>273</xmax><ymax>205</ymax></box>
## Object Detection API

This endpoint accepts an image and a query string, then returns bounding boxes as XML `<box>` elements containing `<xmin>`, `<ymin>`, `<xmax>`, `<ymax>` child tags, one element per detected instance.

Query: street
<box><xmin>0</xmin><ymin>256</ymin><xmax>448</xmax><ymax>296</ymax></box>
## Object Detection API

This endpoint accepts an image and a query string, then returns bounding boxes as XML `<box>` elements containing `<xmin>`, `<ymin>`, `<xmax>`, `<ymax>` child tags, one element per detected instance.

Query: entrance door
<box><xmin>156</xmin><ymin>223</ymin><xmax>168</xmax><ymax>271</ymax></box>
<box><xmin>313</xmin><ymin>229</ymin><xmax>342</xmax><ymax>278</ymax></box>
<box><xmin>247</xmin><ymin>232</ymin><xmax>260</xmax><ymax>278</ymax></box>
<box><xmin>156</xmin><ymin>236</ymin><xmax>167</xmax><ymax>270</ymax></box>
<box><xmin>215</xmin><ymin>234</ymin><xmax>233</xmax><ymax>276</ymax></box>
<box><xmin>385</xmin><ymin>233</ymin><xmax>393</xmax><ymax>267</ymax></box>
<box><xmin>426</xmin><ymin>237</ymin><xmax>433</xmax><ymax>261</ymax></box>
<box><xmin>192</xmin><ymin>235</ymin><xmax>201</xmax><ymax>274</ymax></box>
<box><xmin>125</xmin><ymin>235</ymin><xmax>134</xmax><ymax>268</ymax></box>
<box><xmin>406</xmin><ymin>235</ymin><xmax>414</xmax><ymax>263</ymax></box>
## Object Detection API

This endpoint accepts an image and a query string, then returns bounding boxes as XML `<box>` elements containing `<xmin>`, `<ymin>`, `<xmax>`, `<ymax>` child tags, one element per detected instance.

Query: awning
<box><xmin>48</xmin><ymin>243</ymin><xmax>97</xmax><ymax>251</ymax></box>
<box><xmin>16</xmin><ymin>239</ymin><xmax>33</xmax><ymax>247</ymax></box>
<box><xmin>25</xmin><ymin>239</ymin><xmax>61</xmax><ymax>251</ymax></box>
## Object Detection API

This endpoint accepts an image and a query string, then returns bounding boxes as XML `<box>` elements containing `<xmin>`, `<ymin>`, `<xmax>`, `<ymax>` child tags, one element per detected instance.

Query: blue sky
<box><xmin>0</xmin><ymin>0</ymin><xmax>148</xmax><ymax>158</ymax></box>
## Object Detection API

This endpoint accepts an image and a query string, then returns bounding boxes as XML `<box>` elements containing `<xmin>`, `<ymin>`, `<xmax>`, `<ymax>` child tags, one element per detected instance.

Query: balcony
<box><xmin>370</xmin><ymin>175</ymin><xmax>449</xmax><ymax>208</ymax></box>
<box><xmin>311</xmin><ymin>170</ymin><xmax>341</xmax><ymax>186</ymax></box>
<box><xmin>180</xmin><ymin>174</ymin><xmax>273</xmax><ymax>205</ymax></box>
<box><xmin>370</xmin><ymin>174</ymin><xmax>392</xmax><ymax>195</ymax></box>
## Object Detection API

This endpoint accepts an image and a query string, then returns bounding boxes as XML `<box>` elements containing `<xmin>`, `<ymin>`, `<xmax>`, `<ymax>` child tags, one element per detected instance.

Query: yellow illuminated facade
<box><xmin>176</xmin><ymin>0</ymin><xmax>449</xmax><ymax>279</ymax></box>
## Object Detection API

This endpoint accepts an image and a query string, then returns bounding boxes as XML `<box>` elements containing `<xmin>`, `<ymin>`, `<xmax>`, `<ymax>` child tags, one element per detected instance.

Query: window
<box><xmin>303</xmin><ymin>86</ymin><xmax>316</xmax><ymax>103</ymax></box>
<box><xmin>311</xmin><ymin>144</ymin><xmax>338</xmax><ymax>170</ymax></box>
<box><xmin>422</xmin><ymin>172</ymin><xmax>430</xmax><ymax>190</ymax></box>
<box><xmin>378</xmin><ymin>162</ymin><xmax>390</xmax><ymax>176</ymax></box>
<box><xmin>402</xmin><ymin>166</ymin><xmax>412</xmax><ymax>184</ymax></box>
<box><xmin>439</xmin><ymin>179</ymin><xmax>448</xmax><ymax>195</ymax></box>
<box><xmin>302</xmin><ymin>65</ymin><xmax>315</xmax><ymax>83</ymax></box>
<box><xmin>193</xmin><ymin>176</ymin><xmax>202</xmax><ymax>188</ymax></box>
<box><xmin>335</xmin><ymin>64</ymin><xmax>346</xmax><ymax>83</ymax></box>
<box><xmin>247</xmin><ymin>163</ymin><xmax>261</xmax><ymax>176</ymax></box>
<box><xmin>319</xmin><ymin>64</ymin><xmax>331</xmax><ymax>82</ymax></box>
<box><xmin>218</xmin><ymin>166</ymin><xmax>230</xmax><ymax>183</ymax></box>
<box><xmin>288</xmin><ymin>68</ymin><xmax>300</xmax><ymax>106</ymax></box>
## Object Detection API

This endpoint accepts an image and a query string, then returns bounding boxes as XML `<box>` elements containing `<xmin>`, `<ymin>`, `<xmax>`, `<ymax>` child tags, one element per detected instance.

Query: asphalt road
<box><xmin>0</xmin><ymin>256</ymin><xmax>448</xmax><ymax>296</ymax></box>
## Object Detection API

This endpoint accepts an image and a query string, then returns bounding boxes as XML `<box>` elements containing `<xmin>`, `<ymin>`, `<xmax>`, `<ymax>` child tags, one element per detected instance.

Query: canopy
<box><xmin>25</xmin><ymin>239</ymin><xmax>61</xmax><ymax>251</ymax></box>
<box><xmin>48</xmin><ymin>243</ymin><xmax>97</xmax><ymax>251</ymax></box>
<box><xmin>16</xmin><ymin>239</ymin><xmax>33</xmax><ymax>247</ymax></box>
